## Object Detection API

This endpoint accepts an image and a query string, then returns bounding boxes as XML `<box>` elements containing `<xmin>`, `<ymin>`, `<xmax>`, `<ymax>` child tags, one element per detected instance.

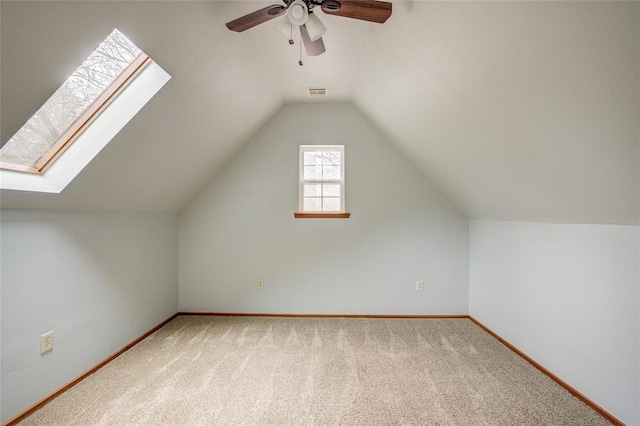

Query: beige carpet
<box><xmin>19</xmin><ymin>316</ymin><xmax>609</xmax><ymax>425</ymax></box>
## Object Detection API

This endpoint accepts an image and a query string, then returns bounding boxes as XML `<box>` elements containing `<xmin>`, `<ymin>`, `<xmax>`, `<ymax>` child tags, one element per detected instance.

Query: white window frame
<box><xmin>298</xmin><ymin>145</ymin><xmax>346</xmax><ymax>214</ymax></box>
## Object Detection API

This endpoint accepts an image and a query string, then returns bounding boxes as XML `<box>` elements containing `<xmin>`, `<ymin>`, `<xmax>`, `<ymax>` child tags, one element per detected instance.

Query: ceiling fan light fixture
<box><xmin>305</xmin><ymin>12</ymin><xmax>327</xmax><ymax>42</ymax></box>
<box><xmin>287</xmin><ymin>0</ymin><xmax>308</xmax><ymax>27</ymax></box>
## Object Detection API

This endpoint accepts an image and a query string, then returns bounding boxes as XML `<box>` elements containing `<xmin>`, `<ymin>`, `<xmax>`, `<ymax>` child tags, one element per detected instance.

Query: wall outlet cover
<box><xmin>40</xmin><ymin>331</ymin><xmax>54</xmax><ymax>354</ymax></box>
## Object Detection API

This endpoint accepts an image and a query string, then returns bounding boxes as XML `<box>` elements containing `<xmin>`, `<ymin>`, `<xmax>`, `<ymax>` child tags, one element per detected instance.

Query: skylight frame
<box><xmin>0</xmin><ymin>30</ymin><xmax>151</xmax><ymax>174</ymax></box>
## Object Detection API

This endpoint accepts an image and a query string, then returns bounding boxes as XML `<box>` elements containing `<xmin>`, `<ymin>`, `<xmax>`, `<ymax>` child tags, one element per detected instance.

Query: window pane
<box><xmin>303</xmin><ymin>151</ymin><xmax>322</xmax><ymax>166</ymax></box>
<box><xmin>323</xmin><ymin>151</ymin><xmax>341</xmax><ymax>166</ymax></box>
<box><xmin>304</xmin><ymin>197</ymin><xmax>322</xmax><ymax>211</ymax></box>
<box><xmin>323</xmin><ymin>184</ymin><xmax>340</xmax><ymax>197</ymax></box>
<box><xmin>323</xmin><ymin>197</ymin><xmax>341</xmax><ymax>211</ymax></box>
<box><xmin>323</xmin><ymin>165</ymin><xmax>341</xmax><ymax>180</ymax></box>
<box><xmin>303</xmin><ymin>184</ymin><xmax>321</xmax><ymax>197</ymax></box>
<box><xmin>303</xmin><ymin>165</ymin><xmax>322</xmax><ymax>180</ymax></box>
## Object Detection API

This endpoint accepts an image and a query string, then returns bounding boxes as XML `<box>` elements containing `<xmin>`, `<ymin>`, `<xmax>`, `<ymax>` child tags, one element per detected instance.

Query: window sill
<box><xmin>294</xmin><ymin>212</ymin><xmax>351</xmax><ymax>219</ymax></box>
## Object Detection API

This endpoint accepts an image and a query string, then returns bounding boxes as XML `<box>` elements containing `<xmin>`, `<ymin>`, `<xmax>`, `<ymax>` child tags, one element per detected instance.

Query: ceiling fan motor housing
<box><xmin>287</xmin><ymin>0</ymin><xmax>309</xmax><ymax>26</ymax></box>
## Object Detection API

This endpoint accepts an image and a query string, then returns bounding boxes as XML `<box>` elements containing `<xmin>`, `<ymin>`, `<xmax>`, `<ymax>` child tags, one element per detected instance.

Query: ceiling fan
<box><xmin>225</xmin><ymin>0</ymin><xmax>392</xmax><ymax>61</ymax></box>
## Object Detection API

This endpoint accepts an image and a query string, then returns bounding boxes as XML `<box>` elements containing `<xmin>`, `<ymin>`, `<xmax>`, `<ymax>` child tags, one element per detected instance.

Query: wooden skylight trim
<box><xmin>36</xmin><ymin>55</ymin><xmax>151</xmax><ymax>173</ymax></box>
<box><xmin>0</xmin><ymin>161</ymin><xmax>38</xmax><ymax>174</ymax></box>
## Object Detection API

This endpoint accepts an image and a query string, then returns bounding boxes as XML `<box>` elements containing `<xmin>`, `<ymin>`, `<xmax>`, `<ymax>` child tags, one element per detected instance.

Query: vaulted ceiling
<box><xmin>1</xmin><ymin>1</ymin><xmax>638</xmax><ymax>225</ymax></box>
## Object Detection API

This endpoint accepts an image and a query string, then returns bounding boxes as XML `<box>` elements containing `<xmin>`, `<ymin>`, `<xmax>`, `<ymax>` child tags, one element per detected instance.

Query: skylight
<box><xmin>0</xmin><ymin>29</ymin><xmax>170</xmax><ymax>194</ymax></box>
<box><xmin>0</xmin><ymin>29</ymin><xmax>148</xmax><ymax>173</ymax></box>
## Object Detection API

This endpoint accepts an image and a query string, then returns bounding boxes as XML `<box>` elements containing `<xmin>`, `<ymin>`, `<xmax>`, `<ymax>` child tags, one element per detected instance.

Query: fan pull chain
<box><xmin>299</xmin><ymin>30</ymin><xmax>303</xmax><ymax>66</ymax></box>
<box><xmin>289</xmin><ymin>23</ymin><xmax>294</xmax><ymax>45</ymax></box>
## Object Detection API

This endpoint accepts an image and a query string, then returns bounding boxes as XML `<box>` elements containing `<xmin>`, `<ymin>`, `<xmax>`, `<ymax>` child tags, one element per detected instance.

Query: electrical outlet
<box><xmin>416</xmin><ymin>281</ymin><xmax>424</xmax><ymax>292</ymax></box>
<box><xmin>40</xmin><ymin>331</ymin><xmax>54</xmax><ymax>354</ymax></box>
<box><xmin>257</xmin><ymin>279</ymin><xmax>264</xmax><ymax>289</ymax></box>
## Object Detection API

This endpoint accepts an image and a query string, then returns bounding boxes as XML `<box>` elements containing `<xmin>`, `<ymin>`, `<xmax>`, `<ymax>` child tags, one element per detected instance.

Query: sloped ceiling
<box><xmin>353</xmin><ymin>1</ymin><xmax>639</xmax><ymax>225</ymax></box>
<box><xmin>1</xmin><ymin>1</ymin><xmax>638</xmax><ymax>224</ymax></box>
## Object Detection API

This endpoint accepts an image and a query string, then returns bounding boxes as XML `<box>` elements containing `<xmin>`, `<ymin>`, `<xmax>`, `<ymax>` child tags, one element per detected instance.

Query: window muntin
<box><xmin>0</xmin><ymin>29</ymin><xmax>148</xmax><ymax>174</ymax></box>
<box><xmin>299</xmin><ymin>145</ymin><xmax>345</xmax><ymax>213</ymax></box>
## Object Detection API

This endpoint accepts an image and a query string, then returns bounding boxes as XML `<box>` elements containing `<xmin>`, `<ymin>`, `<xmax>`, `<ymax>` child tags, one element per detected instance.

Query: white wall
<box><xmin>179</xmin><ymin>103</ymin><xmax>469</xmax><ymax>314</ymax></box>
<box><xmin>0</xmin><ymin>210</ymin><xmax>178</xmax><ymax>423</ymax></box>
<box><xmin>469</xmin><ymin>220</ymin><xmax>639</xmax><ymax>425</ymax></box>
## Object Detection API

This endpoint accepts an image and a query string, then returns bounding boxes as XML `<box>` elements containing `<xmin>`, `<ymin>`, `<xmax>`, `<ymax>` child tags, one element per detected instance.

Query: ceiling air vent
<box><xmin>308</xmin><ymin>88</ymin><xmax>327</xmax><ymax>98</ymax></box>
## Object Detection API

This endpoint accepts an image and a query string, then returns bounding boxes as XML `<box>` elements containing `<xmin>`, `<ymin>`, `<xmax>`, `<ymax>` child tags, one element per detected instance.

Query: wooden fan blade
<box><xmin>300</xmin><ymin>25</ymin><xmax>326</xmax><ymax>56</ymax></box>
<box><xmin>321</xmin><ymin>0</ymin><xmax>392</xmax><ymax>23</ymax></box>
<box><xmin>226</xmin><ymin>4</ymin><xmax>286</xmax><ymax>32</ymax></box>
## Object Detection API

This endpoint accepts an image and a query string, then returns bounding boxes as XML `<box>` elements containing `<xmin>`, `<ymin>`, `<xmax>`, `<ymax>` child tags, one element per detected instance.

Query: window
<box><xmin>0</xmin><ymin>29</ymin><xmax>150</xmax><ymax>174</ymax></box>
<box><xmin>296</xmin><ymin>145</ymin><xmax>350</xmax><ymax>218</ymax></box>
